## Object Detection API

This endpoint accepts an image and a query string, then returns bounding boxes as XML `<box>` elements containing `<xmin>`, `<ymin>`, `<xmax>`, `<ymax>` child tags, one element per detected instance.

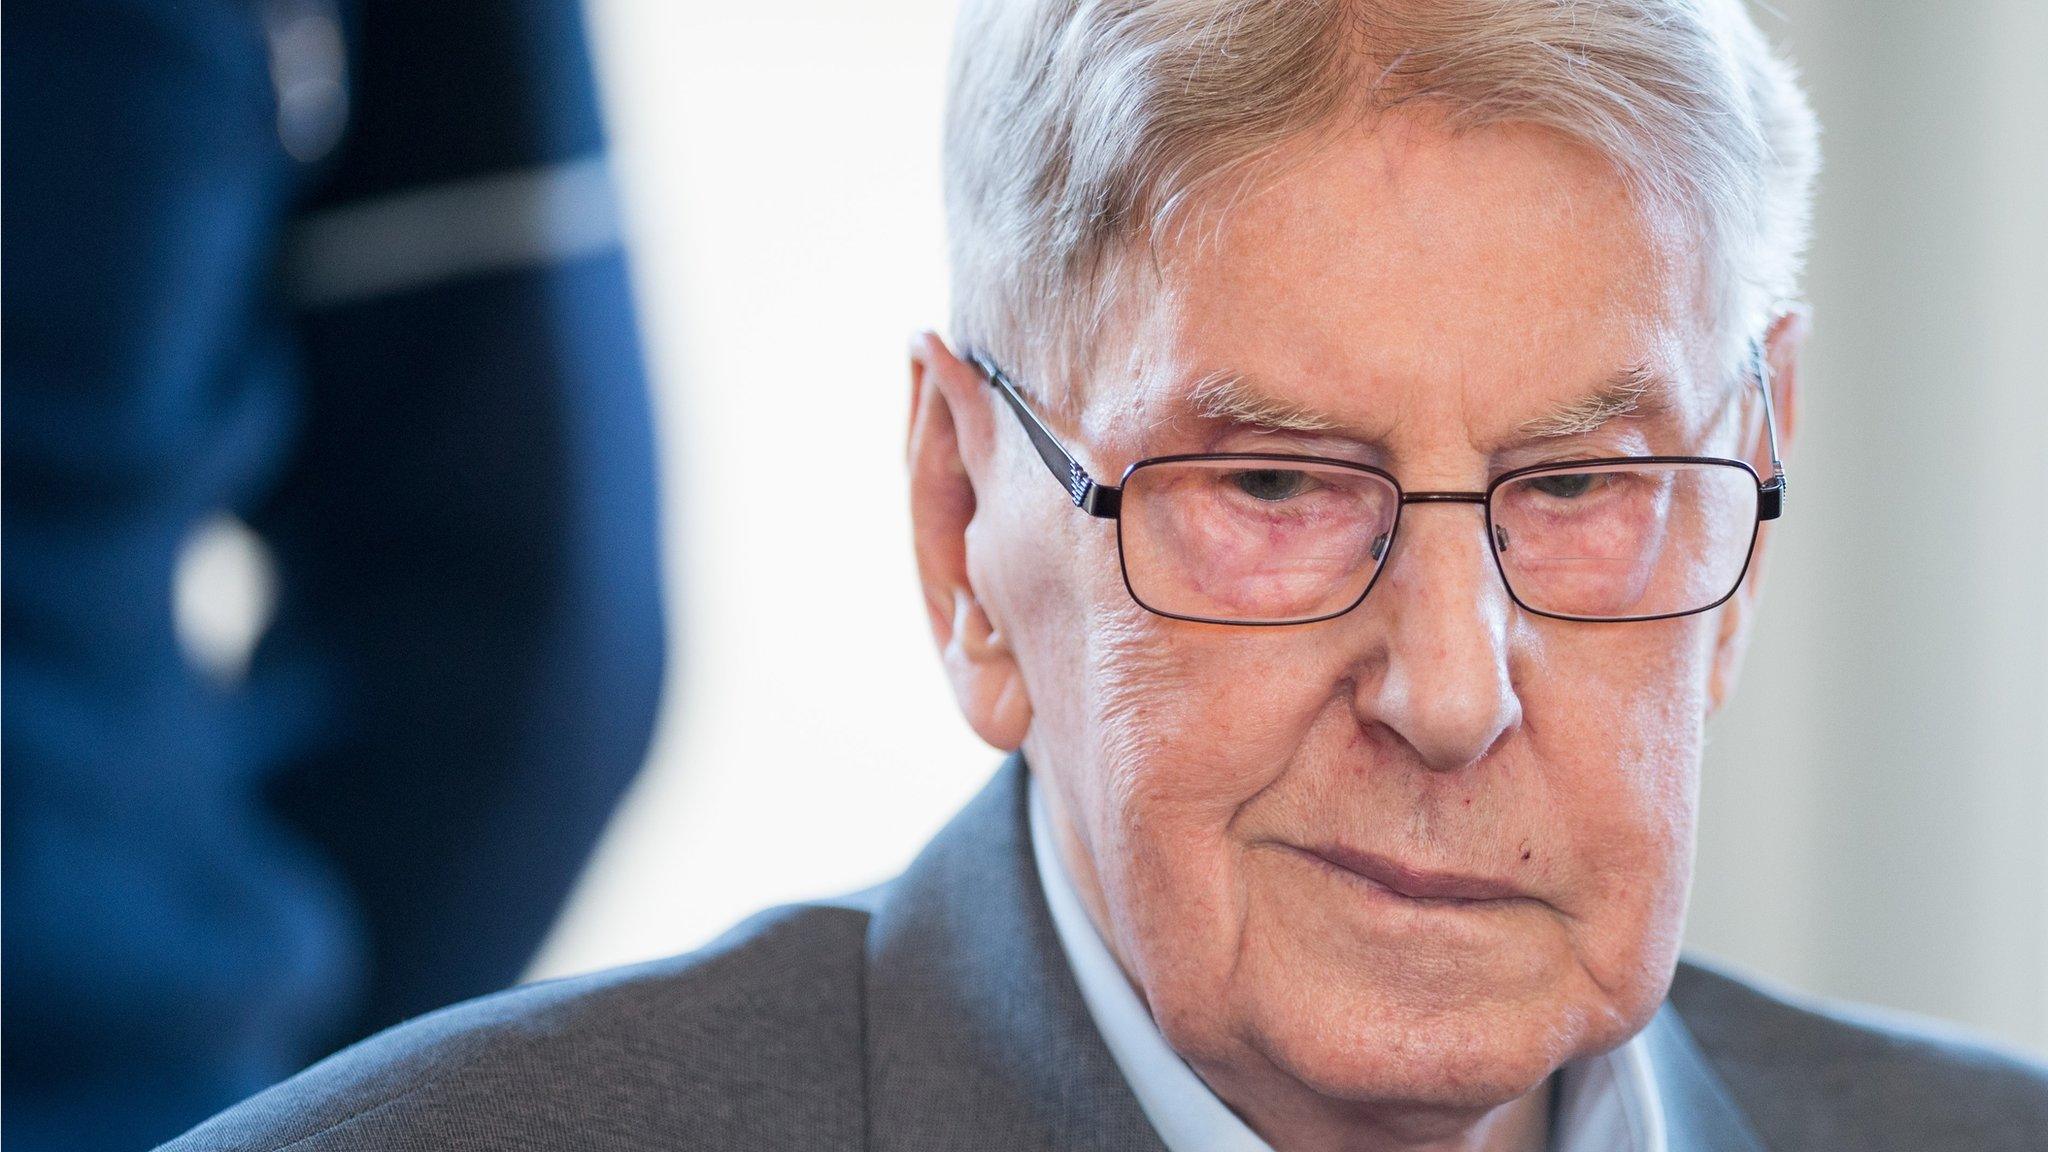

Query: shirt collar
<box><xmin>1027</xmin><ymin>774</ymin><xmax>1668</xmax><ymax>1152</ymax></box>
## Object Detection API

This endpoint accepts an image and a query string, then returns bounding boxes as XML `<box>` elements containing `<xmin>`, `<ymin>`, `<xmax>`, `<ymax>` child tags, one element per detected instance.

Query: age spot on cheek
<box><xmin>1519</xmin><ymin>841</ymin><xmax>1534</xmax><ymax>863</ymax></box>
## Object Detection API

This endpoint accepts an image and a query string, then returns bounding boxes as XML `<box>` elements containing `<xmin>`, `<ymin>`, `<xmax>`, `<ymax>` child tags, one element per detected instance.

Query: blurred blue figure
<box><xmin>2</xmin><ymin>2</ymin><xmax>668</xmax><ymax>1148</ymax></box>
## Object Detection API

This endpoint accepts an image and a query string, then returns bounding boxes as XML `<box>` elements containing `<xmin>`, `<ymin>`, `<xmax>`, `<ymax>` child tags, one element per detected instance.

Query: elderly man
<box><xmin>162</xmin><ymin>1</ymin><xmax>2047</xmax><ymax>1150</ymax></box>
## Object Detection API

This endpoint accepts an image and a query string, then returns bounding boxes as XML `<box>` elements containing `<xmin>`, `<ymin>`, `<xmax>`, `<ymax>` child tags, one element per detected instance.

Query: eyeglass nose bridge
<box><xmin>1374</xmin><ymin>489</ymin><xmax>1503</xmax><ymax>565</ymax></box>
<box><xmin>1400</xmin><ymin>490</ymin><xmax>1490</xmax><ymax>505</ymax></box>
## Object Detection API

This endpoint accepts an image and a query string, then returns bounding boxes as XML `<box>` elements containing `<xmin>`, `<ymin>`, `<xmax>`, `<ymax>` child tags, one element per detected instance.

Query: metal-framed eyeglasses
<box><xmin>969</xmin><ymin>348</ymin><xmax>1787</xmax><ymax>626</ymax></box>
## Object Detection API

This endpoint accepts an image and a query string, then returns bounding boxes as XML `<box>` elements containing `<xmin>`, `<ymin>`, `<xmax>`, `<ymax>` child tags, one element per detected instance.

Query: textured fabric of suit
<box><xmin>158</xmin><ymin>758</ymin><xmax>2048</xmax><ymax>1151</ymax></box>
<box><xmin>2</xmin><ymin>2</ymin><xmax>664</xmax><ymax>1147</ymax></box>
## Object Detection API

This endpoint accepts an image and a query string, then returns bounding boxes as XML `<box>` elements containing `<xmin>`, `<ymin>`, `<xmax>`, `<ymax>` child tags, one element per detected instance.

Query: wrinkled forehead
<box><xmin>1077</xmin><ymin>118</ymin><xmax>1725</xmax><ymax>458</ymax></box>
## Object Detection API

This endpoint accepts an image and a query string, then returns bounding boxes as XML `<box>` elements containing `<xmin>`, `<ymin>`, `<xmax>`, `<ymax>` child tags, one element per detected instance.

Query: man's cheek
<box><xmin>1536</xmin><ymin>643</ymin><xmax>1701</xmax><ymax>920</ymax></box>
<box><xmin>1094</xmin><ymin>626</ymin><xmax>1322</xmax><ymax>770</ymax></box>
<box><xmin>1571</xmin><ymin>729</ymin><xmax>1697</xmax><ymax>1000</ymax></box>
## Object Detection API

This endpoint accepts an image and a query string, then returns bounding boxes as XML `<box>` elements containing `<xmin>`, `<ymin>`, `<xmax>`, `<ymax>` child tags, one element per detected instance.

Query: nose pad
<box><xmin>1493</xmin><ymin>523</ymin><xmax>1510</xmax><ymax>554</ymax></box>
<box><xmin>1371</xmin><ymin>532</ymin><xmax>1392</xmax><ymax>563</ymax></box>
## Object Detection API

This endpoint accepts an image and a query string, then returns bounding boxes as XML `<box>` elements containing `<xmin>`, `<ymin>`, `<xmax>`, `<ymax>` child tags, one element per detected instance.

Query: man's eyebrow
<box><xmin>1185</xmin><ymin>370</ymin><xmax>1342</xmax><ymax>433</ymax></box>
<box><xmin>1180</xmin><ymin>364</ymin><xmax>1680</xmax><ymax>440</ymax></box>
<box><xmin>1516</xmin><ymin>365</ymin><xmax>1674</xmax><ymax>439</ymax></box>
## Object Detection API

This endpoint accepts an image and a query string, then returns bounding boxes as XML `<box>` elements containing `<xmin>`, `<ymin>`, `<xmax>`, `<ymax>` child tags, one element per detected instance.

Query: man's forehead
<box><xmin>1073</xmin><ymin>116</ymin><xmax>1718</xmax><ymax>452</ymax></box>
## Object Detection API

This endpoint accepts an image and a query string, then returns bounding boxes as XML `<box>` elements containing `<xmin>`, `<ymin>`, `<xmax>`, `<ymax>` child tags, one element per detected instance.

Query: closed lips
<box><xmin>1300</xmin><ymin>843</ymin><xmax>1530</xmax><ymax>904</ymax></box>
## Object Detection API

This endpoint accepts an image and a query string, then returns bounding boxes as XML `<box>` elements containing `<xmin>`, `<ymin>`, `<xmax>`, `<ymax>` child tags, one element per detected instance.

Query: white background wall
<box><xmin>530</xmin><ymin>0</ymin><xmax>2048</xmax><ymax>1057</ymax></box>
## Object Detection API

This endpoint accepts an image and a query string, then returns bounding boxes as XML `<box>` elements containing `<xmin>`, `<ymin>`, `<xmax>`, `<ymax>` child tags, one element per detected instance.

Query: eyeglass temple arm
<box><xmin>970</xmin><ymin>353</ymin><xmax>1123</xmax><ymax>518</ymax></box>
<box><xmin>1752</xmin><ymin>340</ymin><xmax>1787</xmax><ymax>521</ymax></box>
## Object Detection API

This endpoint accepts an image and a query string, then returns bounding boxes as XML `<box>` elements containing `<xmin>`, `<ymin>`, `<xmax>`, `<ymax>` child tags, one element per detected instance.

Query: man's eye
<box><xmin>1529</xmin><ymin>472</ymin><xmax>1599</xmax><ymax>499</ymax></box>
<box><xmin>1229</xmin><ymin>469</ymin><xmax>1315</xmax><ymax>502</ymax></box>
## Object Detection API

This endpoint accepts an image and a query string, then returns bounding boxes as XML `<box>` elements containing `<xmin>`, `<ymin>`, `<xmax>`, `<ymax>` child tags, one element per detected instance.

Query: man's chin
<box><xmin>1248</xmin><ymin>1007</ymin><xmax>1579</xmax><ymax>1114</ymax></box>
<box><xmin>1190</xmin><ymin>963</ymin><xmax>1652</xmax><ymax>1118</ymax></box>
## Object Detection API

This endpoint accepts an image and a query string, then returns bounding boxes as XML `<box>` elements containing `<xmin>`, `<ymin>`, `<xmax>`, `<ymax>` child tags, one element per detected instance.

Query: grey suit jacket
<box><xmin>162</xmin><ymin>758</ymin><xmax>2048</xmax><ymax>1151</ymax></box>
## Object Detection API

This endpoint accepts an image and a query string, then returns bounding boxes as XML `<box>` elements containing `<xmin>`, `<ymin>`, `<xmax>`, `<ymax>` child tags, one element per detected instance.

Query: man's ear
<box><xmin>1708</xmin><ymin>306</ymin><xmax>1809</xmax><ymax>712</ymax></box>
<box><xmin>907</xmin><ymin>331</ymin><xmax>1033</xmax><ymax>750</ymax></box>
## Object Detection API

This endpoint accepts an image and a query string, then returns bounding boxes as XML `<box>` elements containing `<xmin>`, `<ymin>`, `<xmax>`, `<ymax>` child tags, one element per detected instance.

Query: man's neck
<box><xmin>1188</xmin><ymin>1047</ymin><xmax>1552</xmax><ymax>1152</ymax></box>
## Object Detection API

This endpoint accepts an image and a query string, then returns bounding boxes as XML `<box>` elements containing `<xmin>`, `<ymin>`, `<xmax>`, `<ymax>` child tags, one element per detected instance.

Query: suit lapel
<box><xmin>1643</xmin><ymin>1004</ymin><xmax>1770</xmax><ymax>1152</ymax></box>
<box><xmin>863</xmin><ymin>756</ymin><xmax>1169</xmax><ymax>1152</ymax></box>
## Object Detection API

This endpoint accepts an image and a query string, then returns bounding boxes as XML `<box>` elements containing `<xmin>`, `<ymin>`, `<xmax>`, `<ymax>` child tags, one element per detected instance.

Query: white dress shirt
<box><xmin>1027</xmin><ymin>777</ymin><xmax>1668</xmax><ymax>1152</ymax></box>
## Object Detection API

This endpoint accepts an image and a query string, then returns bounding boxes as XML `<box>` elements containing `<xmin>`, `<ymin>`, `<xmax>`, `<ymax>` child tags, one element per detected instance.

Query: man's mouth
<box><xmin>1296</xmin><ymin>843</ymin><xmax>1530</xmax><ymax>905</ymax></box>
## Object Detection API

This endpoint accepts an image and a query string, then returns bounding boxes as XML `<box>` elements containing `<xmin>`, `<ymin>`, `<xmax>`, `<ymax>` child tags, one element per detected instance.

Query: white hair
<box><xmin>943</xmin><ymin>0</ymin><xmax>1820</xmax><ymax>401</ymax></box>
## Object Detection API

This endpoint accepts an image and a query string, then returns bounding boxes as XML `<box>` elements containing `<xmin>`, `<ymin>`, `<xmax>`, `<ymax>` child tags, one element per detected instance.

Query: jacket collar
<box><xmin>861</xmin><ymin>755</ymin><xmax>1765</xmax><ymax>1152</ymax></box>
<box><xmin>1641</xmin><ymin>1006</ymin><xmax>1770</xmax><ymax>1152</ymax></box>
<box><xmin>863</xmin><ymin>755</ymin><xmax>1168</xmax><ymax>1151</ymax></box>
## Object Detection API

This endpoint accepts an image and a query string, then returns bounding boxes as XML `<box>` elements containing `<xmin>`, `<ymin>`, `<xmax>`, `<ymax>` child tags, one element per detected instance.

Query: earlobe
<box><xmin>1707</xmin><ymin>598</ymin><xmax>1751</xmax><ymax>713</ymax></box>
<box><xmin>907</xmin><ymin>331</ymin><xmax>1034</xmax><ymax>750</ymax></box>
<box><xmin>943</xmin><ymin>586</ymin><xmax>1034</xmax><ymax>749</ymax></box>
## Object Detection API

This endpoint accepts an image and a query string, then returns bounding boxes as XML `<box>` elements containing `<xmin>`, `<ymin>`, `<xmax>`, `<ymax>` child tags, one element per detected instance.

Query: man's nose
<box><xmin>1350</xmin><ymin>500</ymin><xmax>1522</xmax><ymax>772</ymax></box>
